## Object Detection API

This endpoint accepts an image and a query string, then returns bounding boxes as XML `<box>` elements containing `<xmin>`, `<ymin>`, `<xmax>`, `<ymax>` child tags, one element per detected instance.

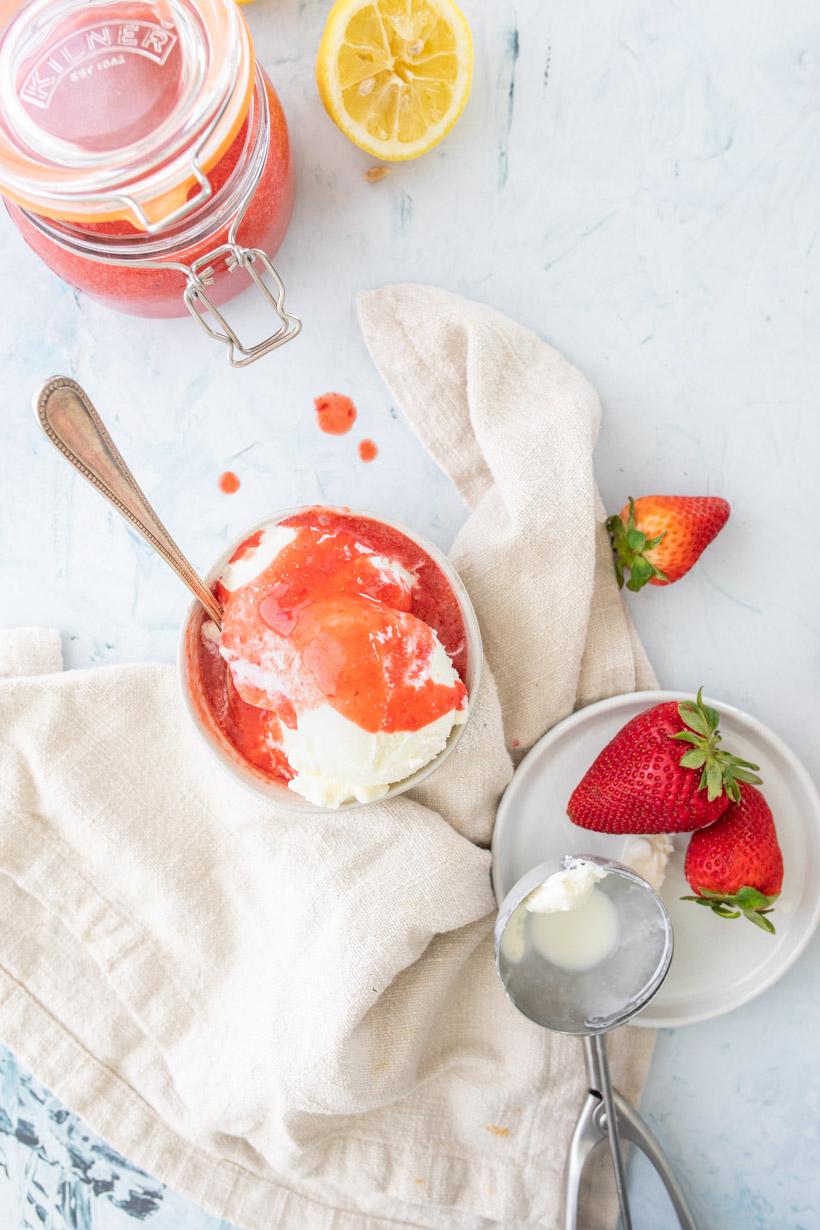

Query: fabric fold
<box><xmin>0</xmin><ymin>285</ymin><xmax>656</xmax><ymax>1229</ymax></box>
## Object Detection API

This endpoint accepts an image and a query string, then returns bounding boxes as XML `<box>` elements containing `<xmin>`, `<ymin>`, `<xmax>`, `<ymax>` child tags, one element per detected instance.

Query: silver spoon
<box><xmin>35</xmin><ymin>375</ymin><xmax>223</xmax><ymax>628</ymax></box>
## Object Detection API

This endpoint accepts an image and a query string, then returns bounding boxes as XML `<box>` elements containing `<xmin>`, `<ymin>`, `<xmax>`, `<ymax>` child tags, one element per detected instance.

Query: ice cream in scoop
<box><xmin>191</xmin><ymin>507</ymin><xmax>471</xmax><ymax>807</ymax></box>
<box><xmin>500</xmin><ymin>860</ymin><xmax>619</xmax><ymax>972</ymax></box>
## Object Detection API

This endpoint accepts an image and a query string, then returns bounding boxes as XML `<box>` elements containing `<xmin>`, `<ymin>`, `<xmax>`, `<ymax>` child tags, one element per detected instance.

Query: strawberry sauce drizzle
<box><xmin>230</xmin><ymin>529</ymin><xmax>263</xmax><ymax>560</ymax></box>
<box><xmin>194</xmin><ymin>629</ymin><xmax>294</xmax><ymax>782</ymax></box>
<box><xmin>192</xmin><ymin>509</ymin><xmax>469</xmax><ymax>783</ymax></box>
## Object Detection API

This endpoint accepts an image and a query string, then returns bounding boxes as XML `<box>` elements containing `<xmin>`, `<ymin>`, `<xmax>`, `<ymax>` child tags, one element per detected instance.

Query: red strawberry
<box><xmin>683</xmin><ymin>785</ymin><xmax>783</xmax><ymax>933</ymax></box>
<box><xmin>567</xmin><ymin>689</ymin><xmax>762</xmax><ymax>834</ymax></box>
<box><xmin>607</xmin><ymin>495</ymin><xmax>730</xmax><ymax>592</ymax></box>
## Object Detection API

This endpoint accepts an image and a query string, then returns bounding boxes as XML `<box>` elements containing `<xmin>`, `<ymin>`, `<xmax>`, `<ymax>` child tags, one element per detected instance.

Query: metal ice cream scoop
<box><xmin>494</xmin><ymin>856</ymin><xmax>698</xmax><ymax>1230</ymax></box>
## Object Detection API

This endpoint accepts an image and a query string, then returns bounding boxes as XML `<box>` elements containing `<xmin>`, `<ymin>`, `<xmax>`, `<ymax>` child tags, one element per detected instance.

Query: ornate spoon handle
<box><xmin>35</xmin><ymin>376</ymin><xmax>223</xmax><ymax>628</ymax></box>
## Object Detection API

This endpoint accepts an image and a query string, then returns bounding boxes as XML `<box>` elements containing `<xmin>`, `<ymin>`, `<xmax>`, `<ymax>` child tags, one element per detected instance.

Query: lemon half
<box><xmin>316</xmin><ymin>0</ymin><xmax>473</xmax><ymax>161</ymax></box>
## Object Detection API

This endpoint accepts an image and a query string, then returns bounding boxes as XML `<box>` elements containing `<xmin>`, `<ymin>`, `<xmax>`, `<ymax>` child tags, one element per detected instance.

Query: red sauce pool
<box><xmin>189</xmin><ymin>509</ymin><xmax>469</xmax><ymax>786</ymax></box>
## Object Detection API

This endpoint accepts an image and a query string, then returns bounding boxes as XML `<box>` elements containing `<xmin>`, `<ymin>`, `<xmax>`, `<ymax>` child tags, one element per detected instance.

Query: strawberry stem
<box><xmin>671</xmin><ymin>688</ymin><xmax>763</xmax><ymax>802</ymax></box>
<box><xmin>606</xmin><ymin>497</ymin><xmax>669</xmax><ymax>592</ymax></box>
<box><xmin>681</xmin><ymin>885</ymin><xmax>778</xmax><ymax>933</ymax></box>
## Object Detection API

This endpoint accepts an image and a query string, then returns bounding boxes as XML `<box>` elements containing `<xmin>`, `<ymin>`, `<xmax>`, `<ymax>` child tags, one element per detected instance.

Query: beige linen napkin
<box><xmin>0</xmin><ymin>285</ymin><xmax>656</xmax><ymax>1229</ymax></box>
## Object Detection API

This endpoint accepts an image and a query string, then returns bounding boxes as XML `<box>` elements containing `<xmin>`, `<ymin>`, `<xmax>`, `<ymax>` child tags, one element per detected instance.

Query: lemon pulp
<box><xmin>317</xmin><ymin>0</ymin><xmax>473</xmax><ymax>161</ymax></box>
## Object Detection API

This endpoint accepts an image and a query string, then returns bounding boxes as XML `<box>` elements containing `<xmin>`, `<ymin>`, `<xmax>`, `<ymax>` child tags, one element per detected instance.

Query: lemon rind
<box><xmin>316</xmin><ymin>0</ymin><xmax>473</xmax><ymax>162</ymax></box>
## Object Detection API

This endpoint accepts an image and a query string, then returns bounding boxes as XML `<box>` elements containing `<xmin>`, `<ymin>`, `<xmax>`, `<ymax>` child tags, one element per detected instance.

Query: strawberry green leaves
<box><xmin>606</xmin><ymin>497</ymin><xmax>668</xmax><ymax>592</ymax></box>
<box><xmin>606</xmin><ymin>495</ymin><xmax>730</xmax><ymax>592</ymax></box>
<box><xmin>671</xmin><ymin>688</ymin><xmax>762</xmax><ymax>803</ymax></box>
<box><xmin>683</xmin><ymin>784</ymin><xmax>783</xmax><ymax>933</ymax></box>
<box><xmin>681</xmin><ymin>886</ymin><xmax>778</xmax><ymax>934</ymax></box>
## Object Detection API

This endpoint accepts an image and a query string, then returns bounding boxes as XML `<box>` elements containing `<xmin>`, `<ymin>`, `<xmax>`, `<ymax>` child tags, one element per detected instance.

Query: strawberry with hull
<box><xmin>567</xmin><ymin>689</ymin><xmax>787</xmax><ymax>933</ymax></box>
<box><xmin>567</xmin><ymin>689</ymin><xmax>762</xmax><ymax>835</ymax></box>
<box><xmin>607</xmin><ymin>495</ymin><xmax>730</xmax><ymax>592</ymax></box>
<box><xmin>683</xmin><ymin>784</ymin><xmax>784</xmax><ymax>933</ymax></box>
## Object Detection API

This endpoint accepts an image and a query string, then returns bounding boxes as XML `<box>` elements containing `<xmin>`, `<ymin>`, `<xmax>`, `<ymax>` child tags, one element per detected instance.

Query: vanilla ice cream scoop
<box><xmin>208</xmin><ymin>508</ymin><xmax>470</xmax><ymax>807</ymax></box>
<box><xmin>518</xmin><ymin>859</ymin><xmax>618</xmax><ymax>973</ymax></box>
<box><xmin>499</xmin><ymin>859</ymin><xmax>618</xmax><ymax>973</ymax></box>
<box><xmin>524</xmin><ymin>858</ymin><xmax>609</xmax><ymax>914</ymax></box>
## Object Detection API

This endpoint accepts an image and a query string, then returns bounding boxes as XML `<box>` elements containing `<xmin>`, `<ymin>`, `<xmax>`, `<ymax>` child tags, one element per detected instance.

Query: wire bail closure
<box><xmin>77</xmin><ymin>68</ymin><xmax>303</xmax><ymax>365</ymax></box>
<box><xmin>178</xmin><ymin>119</ymin><xmax>301</xmax><ymax>366</ymax></box>
<box><xmin>184</xmin><ymin>243</ymin><xmax>301</xmax><ymax>367</ymax></box>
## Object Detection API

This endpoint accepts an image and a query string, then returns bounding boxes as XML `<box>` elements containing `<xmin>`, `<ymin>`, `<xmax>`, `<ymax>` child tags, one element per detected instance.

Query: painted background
<box><xmin>1</xmin><ymin>0</ymin><xmax>819</xmax><ymax>1226</ymax></box>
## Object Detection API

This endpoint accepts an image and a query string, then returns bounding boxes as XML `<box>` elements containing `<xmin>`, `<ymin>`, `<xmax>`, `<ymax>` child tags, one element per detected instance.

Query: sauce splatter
<box><xmin>359</xmin><ymin>438</ymin><xmax>378</xmax><ymax>462</ymax></box>
<box><xmin>485</xmin><ymin>1124</ymin><xmax>510</xmax><ymax>1138</ymax></box>
<box><xmin>315</xmin><ymin>392</ymin><xmax>357</xmax><ymax>435</ymax></box>
<box><xmin>218</xmin><ymin>471</ymin><xmax>241</xmax><ymax>494</ymax></box>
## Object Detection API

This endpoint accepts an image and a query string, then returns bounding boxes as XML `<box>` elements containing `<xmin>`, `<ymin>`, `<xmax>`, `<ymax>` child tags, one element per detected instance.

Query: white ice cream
<box><xmin>281</xmin><ymin>696</ymin><xmax>467</xmax><ymax>808</ymax></box>
<box><xmin>219</xmin><ymin>524</ymin><xmax>297</xmax><ymax>592</ymax></box>
<box><xmin>500</xmin><ymin>859</ymin><xmax>618</xmax><ymax>973</ymax></box>
<box><xmin>367</xmin><ymin>553</ymin><xmax>418</xmax><ymax>595</ymax></box>
<box><xmin>524</xmin><ymin>858</ymin><xmax>608</xmax><ymax>914</ymax></box>
<box><xmin>201</xmin><ymin>619</ymin><xmax>221</xmax><ymax>646</ymax></box>
<box><xmin>620</xmin><ymin>834</ymin><xmax>675</xmax><ymax>891</ymax></box>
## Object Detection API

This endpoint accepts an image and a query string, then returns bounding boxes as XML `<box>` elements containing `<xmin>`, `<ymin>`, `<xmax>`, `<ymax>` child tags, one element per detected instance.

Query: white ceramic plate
<box><xmin>491</xmin><ymin>692</ymin><xmax>820</xmax><ymax>1028</ymax></box>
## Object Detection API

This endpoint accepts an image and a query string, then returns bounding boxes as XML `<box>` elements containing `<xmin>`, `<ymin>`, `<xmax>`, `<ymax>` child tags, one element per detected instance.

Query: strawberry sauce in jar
<box><xmin>0</xmin><ymin>0</ymin><xmax>299</xmax><ymax>363</ymax></box>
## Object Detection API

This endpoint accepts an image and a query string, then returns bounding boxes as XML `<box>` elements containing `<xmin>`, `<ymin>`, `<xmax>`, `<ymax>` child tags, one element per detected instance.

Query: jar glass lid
<box><xmin>0</xmin><ymin>0</ymin><xmax>254</xmax><ymax>229</ymax></box>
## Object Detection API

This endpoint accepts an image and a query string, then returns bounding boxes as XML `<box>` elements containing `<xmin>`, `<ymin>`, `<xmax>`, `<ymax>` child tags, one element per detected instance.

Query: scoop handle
<box><xmin>585</xmin><ymin>1033</ymin><xmax>633</xmax><ymax>1230</ymax></box>
<box><xmin>35</xmin><ymin>376</ymin><xmax>223</xmax><ymax>628</ymax></box>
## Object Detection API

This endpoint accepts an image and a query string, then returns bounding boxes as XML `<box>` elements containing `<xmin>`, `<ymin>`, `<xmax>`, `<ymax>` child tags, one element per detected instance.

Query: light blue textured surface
<box><xmin>0</xmin><ymin>1047</ymin><xmax>235</xmax><ymax>1230</ymax></box>
<box><xmin>1</xmin><ymin>0</ymin><xmax>819</xmax><ymax>1226</ymax></box>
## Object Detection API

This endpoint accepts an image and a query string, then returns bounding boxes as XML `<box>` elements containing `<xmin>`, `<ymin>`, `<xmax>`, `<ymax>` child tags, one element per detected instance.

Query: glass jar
<box><xmin>0</xmin><ymin>0</ymin><xmax>299</xmax><ymax>365</ymax></box>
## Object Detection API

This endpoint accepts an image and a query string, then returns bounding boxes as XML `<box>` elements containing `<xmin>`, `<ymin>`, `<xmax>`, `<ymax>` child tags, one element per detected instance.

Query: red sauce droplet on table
<box><xmin>314</xmin><ymin>393</ymin><xmax>357</xmax><ymax>435</ymax></box>
<box><xmin>218</xmin><ymin>471</ymin><xmax>241</xmax><ymax>494</ymax></box>
<box><xmin>358</xmin><ymin>439</ymin><xmax>378</xmax><ymax>462</ymax></box>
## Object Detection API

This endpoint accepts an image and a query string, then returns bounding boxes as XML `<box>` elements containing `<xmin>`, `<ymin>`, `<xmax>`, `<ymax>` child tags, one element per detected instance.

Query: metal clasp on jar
<box><xmin>175</xmin><ymin>79</ymin><xmax>301</xmax><ymax>367</ymax></box>
<box><xmin>183</xmin><ymin>242</ymin><xmax>301</xmax><ymax>368</ymax></box>
<box><xmin>18</xmin><ymin>70</ymin><xmax>302</xmax><ymax>370</ymax></box>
